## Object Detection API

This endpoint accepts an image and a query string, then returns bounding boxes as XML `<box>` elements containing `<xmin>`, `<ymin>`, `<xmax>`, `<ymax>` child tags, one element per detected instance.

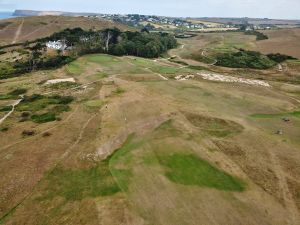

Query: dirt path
<box><xmin>0</xmin><ymin>96</ymin><xmax>23</xmax><ymax>126</ymax></box>
<box><xmin>268</xmin><ymin>146</ymin><xmax>300</xmax><ymax>225</ymax></box>
<box><xmin>143</xmin><ymin>65</ymin><xmax>168</xmax><ymax>80</ymax></box>
<box><xmin>201</xmin><ymin>50</ymin><xmax>218</xmax><ymax>65</ymax></box>
<box><xmin>60</xmin><ymin>113</ymin><xmax>97</xmax><ymax>161</ymax></box>
<box><xmin>12</xmin><ymin>18</ymin><xmax>24</xmax><ymax>44</ymax></box>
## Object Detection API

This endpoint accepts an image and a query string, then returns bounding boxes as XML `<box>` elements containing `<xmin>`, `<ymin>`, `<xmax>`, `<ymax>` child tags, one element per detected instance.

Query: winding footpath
<box><xmin>0</xmin><ymin>96</ymin><xmax>24</xmax><ymax>126</ymax></box>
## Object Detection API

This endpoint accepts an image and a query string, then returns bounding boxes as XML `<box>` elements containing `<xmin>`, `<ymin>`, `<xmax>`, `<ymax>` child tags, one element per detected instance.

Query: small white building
<box><xmin>46</xmin><ymin>40</ymin><xmax>67</xmax><ymax>50</ymax></box>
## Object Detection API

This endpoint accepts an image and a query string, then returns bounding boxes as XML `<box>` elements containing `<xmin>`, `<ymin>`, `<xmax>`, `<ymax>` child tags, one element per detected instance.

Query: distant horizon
<box><xmin>1</xmin><ymin>9</ymin><xmax>300</xmax><ymax>21</ymax></box>
<box><xmin>0</xmin><ymin>0</ymin><xmax>300</xmax><ymax>20</ymax></box>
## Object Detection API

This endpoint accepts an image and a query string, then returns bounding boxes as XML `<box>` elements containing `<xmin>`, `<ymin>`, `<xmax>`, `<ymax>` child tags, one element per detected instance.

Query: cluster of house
<box><xmin>245</xmin><ymin>25</ymin><xmax>272</xmax><ymax>31</ymax></box>
<box><xmin>86</xmin><ymin>14</ymin><xmax>233</xmax><ymax>30</ymax></box>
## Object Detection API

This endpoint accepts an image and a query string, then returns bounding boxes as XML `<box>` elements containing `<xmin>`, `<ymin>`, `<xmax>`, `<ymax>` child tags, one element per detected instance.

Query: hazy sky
<box><xmin>0</xmin><ymin>0</ymin><xmax>300</xmax><ymax>19</ymax></box>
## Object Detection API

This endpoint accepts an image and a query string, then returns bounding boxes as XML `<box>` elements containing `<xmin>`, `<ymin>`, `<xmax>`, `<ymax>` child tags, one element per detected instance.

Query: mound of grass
<box><xmin>158</xmin><ymin>153</ymin><xmax>245</xmax><ymax>191</ymax></box>
<box><xmin>216</xmin><ymin>50</ymin><xmax>276</xmax><ymax>69</ymax></box>
<box><xmin>31</xmin><ymin>112</ymin><xmax>57</xmax><ymax>123</ymax></box>
<box><xmin>38</xmin><ymin>163</ymin><xmax>121</xmax><ymax>201</ymax></box>
<box><xmin>184</xmin><ymin>112</ymin><xmax>243</xmax><ymax>138</ymax></box>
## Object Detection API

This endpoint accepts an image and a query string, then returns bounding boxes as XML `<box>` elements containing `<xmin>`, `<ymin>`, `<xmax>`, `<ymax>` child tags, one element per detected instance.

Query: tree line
<box><xmin>0</xmin><ymin>28</ymin><xmax>177</xmax><ymax>79</ymax></box>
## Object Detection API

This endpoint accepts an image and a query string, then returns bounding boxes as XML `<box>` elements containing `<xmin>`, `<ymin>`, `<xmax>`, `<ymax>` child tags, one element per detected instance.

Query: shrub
<box><xmin>31</xmin><ymin>112</ymin><xmax>56</xmax><ymax>123</ymax></box>
<box><xmin>267</xmin><ymin>53</ymin><xmax>296</xmax><ymax>63</ymax></box>
<box><xmin>216</xmin><ymin>50</ymin><xmax>276</xmax><ymax>69</ymax></box>
<box><xmin>22</xmin><ymin>130</ymin><xmax>36</xmax><ymax>136</ymax></box>
<box><xmin>42</xmin><ymin>132</ymin><xmax>52</xmax><ymax>137</ymax></box>
<box><xmin>50</xmin><ymin>95</ymin><xmax>74</xmax><ymax>104</ymax></box>
<box><xmin>9</xmin><ymin>88</ymin><xmax>27</xmax><ymax>96</ymax></box>
<box><xmin>22</xmin><ymin>94</ymin><xmax>43</xmax><ymax>103</ymax></box>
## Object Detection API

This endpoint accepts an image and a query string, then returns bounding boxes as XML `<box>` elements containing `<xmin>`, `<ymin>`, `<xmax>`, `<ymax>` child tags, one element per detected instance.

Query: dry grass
<box><xmin>0</xmin><ymin>48</ymin><xmax>300</xmax><ymax>225</ymax></box>
<box><xmin>251</xmin><ymin>28</ymin><xmax>300</xmax><ymax>59</ymax></box>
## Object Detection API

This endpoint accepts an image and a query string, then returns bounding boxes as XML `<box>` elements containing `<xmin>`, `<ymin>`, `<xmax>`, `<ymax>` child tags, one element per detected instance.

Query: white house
<box><xmin>46</xmin><ymin>40</ymin><xmax>67</xmax><ymax>50</ymax></box>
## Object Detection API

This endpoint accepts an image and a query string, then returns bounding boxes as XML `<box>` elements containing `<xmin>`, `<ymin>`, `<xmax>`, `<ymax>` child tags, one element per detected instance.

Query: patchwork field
<box><xmin>0</xmin><ymin>47</ymin><xmax>300</xmax><ymax>225</ymax></box>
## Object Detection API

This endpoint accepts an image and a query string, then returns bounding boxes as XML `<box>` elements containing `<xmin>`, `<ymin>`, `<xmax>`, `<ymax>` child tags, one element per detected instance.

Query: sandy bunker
<box><xmin>45</xmin><ymin>78</ymin><xmax>76</xmax><ymax>85</ymax></box>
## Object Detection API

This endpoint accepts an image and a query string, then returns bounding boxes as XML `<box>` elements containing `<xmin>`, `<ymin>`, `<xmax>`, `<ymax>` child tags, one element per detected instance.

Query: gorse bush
<box><xmin>244</xmin><ymin>31</ymin><xmax>268</xmax><ymax>40</ymax></box>
<box><xmin>216</xmin><ymin>49</ymin><xmax>276</xmax><ymax>69</ymax></box>
<box><xmin>17</xmin><ymin>94</ymin><xmax>74</xmax><ymax>123</ymax></box>
<box><xmin>266</xmin><ymin>53</ymin><xmax>296</xmax><ymax>63</ymax></box>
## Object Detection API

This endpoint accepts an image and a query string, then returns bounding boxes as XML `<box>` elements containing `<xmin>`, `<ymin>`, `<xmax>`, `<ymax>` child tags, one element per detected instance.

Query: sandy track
<box><xmin>0</xmin><ymin>97</ymin><xmax>23</xmax><ymax>126</ymax></box>
<box><xmin>12</xmin><ymin>18</ymin><xmax>24</xmax><ymax>44</ymax></box>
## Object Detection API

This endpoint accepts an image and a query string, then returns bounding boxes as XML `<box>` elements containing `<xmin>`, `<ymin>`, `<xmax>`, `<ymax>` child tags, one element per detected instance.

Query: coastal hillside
<box><xmin>0</xmin><ymin>15</ymin><xmax>132</xmax><ymax>45</ymax></box>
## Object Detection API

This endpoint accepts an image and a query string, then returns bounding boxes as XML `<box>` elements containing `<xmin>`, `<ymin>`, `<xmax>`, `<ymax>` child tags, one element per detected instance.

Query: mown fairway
<box><xmin>0</xmin><ymin>44</ymin><xmax>300</xmax><ymax>225</ymax></box>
